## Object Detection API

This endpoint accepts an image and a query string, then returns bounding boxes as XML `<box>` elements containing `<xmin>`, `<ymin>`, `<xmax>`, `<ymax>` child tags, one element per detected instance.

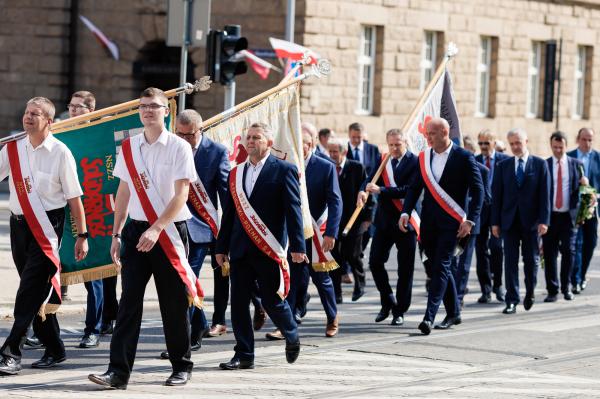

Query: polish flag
<box><xmin>238</xmin><ymin>50</ymin><xmax>279</xmax><ymax>80</ymax></box>
<box><xmin>79</xmin><ymin>15</ymin><xmax>120</xmax><ymax>60</ymax></box>
<box><xmin>269</xmin><ymin>37</ymin><xmax>320</xmax><ymax>64</ymax></box>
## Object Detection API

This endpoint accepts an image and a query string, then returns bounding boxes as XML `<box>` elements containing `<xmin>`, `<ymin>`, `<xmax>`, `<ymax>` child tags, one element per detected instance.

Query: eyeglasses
<box><xmin>176</xmin><ymin>130</ymin><xmax>201</xmax><ymax>138</ymax></box>
<box><xmin>478</xmin><ymin>141</ymin><xmax>490</xmax><ymax>146</ymax></box>
<box><xmin>139</xmin><ymin>103</ymin><xmax>167</xmax><ymax>111</ymax></box>
<box><xmin>67</xmin><ymin>103</ymin><xmax>89</xmax><ymax>111</ymax></box>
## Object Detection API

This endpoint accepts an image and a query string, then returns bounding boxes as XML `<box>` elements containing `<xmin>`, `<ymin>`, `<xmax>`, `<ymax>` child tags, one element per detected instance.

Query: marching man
<box><xmin>0</xmin><ymin>97</ymin><xmax>88</xmax><ymax>375</ymax></box>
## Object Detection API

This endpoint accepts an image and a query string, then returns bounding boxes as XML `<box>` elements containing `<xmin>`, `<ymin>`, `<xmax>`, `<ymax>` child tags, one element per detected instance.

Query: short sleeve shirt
<box><xmin>113</xmin><ymin>129</ymin><xmax>198</xmax><ymax>222</ymax></box>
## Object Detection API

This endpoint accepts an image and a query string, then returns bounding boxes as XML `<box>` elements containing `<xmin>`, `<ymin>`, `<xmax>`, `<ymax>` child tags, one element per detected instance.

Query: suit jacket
<box><xmin>491</xmin><ymin>154</ymin><xmax>551</xmax><ymax>231</ymax></box>
<box><xmin>305</xmin><ymin>154</ymin><xmax>342</xmax><ymax>238</ymax></box>
<box><xmin>403</xmin><ymin>145</ymin><xmax>484</xmax><ymax>232</ymax></box>
<box><xmin>216</xmin><ymin>154</ymin><xmax>306</xmax><ymax>261</ymax></box>
<box><xmin>347</xmin><ymin>141</ymin><xmax>381</xmax><ymax>178</ymax></box>
<box><xmin>313</xmin><ymin>148</ymin><xmax>335</xmax><ymax>164</ymax></box>
<box><xmin>546</xmin><ymin>155</ymin><xmax>582</xmax><ymax>226</ymax></box>
<box><xmin>567</xmin><ymin>148</ymin><xmax>600</xmax><ymax>192</ymax></box>
<box><xmin>467</xmin><ymin>162</ymin><xmax>490</xmax><ymax>235</ymax></box>
<box><xmin>338</xmin><ymin>159</ymin><xmax>372</xmax><ymax>236</ymax></box>
<box><xmin>370</xmin><ymin>151</ymin><xmax>419</xmax><ymax>231</ymax></box>
<box><xmin>475</xmin><ymin>151</ymin><xmax>509</xmax><ymax>227</ymax></box>
<box><xmin>187</xmin><ymin>136</ymin><xmax>230</xmax><ymax>244</ymax></box>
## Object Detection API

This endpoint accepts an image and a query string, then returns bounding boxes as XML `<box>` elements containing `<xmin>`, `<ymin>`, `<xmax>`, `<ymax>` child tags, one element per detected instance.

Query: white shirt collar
<box><xmin>338</xmin><ymin>157</ymin><xmax>346</xmax><ymax>170</ymax></box>
<box><xmin>193</xmin><ymin>134</ymin><xmax>203</xmax><ymax>152</ymax></box>
<box><xmin>552</xmin><ymin>154</ymin><xmax>567</xmax><ymax>164</ymax></box>
<box><xmin>249</xmin><ymin>152</ymin><xmax>270</xmax><ymax>168</ymax></box>
<box><xmin>27</xmin><ymin>133</ymin><xmax>56</xmax><ymax>152</ymax></box>
<box><xmin>434</xmin><ymin>142</ymin><xmax>453</xmax><ymax>156</ymax></box>
<box><xmin>143</xmin><ymin>128</ymin><xmax>169</xmax><ymax>146</ymax></box>
<box><xmin>305</xmin><ymin>152</ymin><xmax>312</xmax><ymax>165</ymax></box>
<box><xmin>351</xmin><ymin>141</ymin><xmax>365</xmax><ymax>152</ymax></box>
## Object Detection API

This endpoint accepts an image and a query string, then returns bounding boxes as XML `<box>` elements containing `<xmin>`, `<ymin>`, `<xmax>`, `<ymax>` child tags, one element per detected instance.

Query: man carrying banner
<box><xmin>216</xmin><ymin>122</ymin><xmax>305</xmax><ymax>370</ymax></box>
<box><xmin>358</xmin><ymin>129</ymin><xmax>418</xmax><ymax>326</ymax></box>
<box><xmin>88</xmin><ymin>88</ymin><xmax>201</xmax><ymax>388</ymax></box>
<box><xmin>0</xmin><ymin>97</ymin><xmax>89</xmax><ymax>375</ymax></box>
<box><xmin>399</xmin><ymin>117</ymin><xmax>483</xmax><ymax>335</ymax></box>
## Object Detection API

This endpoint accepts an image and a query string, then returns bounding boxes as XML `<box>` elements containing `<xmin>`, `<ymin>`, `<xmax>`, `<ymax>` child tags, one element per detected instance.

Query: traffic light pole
<box><xmin>178</xmin><ymin>0</ymin><xmax>193</xmax><ymax>111</ymax></box>
<box><xmin>224</xmin><ymin>81</ymin><xmax>235</xmax><ymax>110</ymax></box>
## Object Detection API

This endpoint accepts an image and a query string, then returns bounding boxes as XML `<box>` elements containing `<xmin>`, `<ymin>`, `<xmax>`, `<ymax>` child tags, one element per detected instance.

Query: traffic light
<box><xmin>206</xmin><ymin>25</ymin><xmax>248</xmax><ymax>85</ymax></box>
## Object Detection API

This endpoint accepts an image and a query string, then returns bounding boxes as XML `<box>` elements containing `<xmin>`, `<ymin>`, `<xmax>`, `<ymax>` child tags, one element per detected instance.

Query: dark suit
<box><xmin>403</xmin><ymin>145</ymin><xmax>484</xmax><ymax>323</ymax></box>
<box><xmin>216</xmin><ymin>155</ymin><xmax>305</xmax><ymax>361</ymax></box>
<box><xmin>368</xmin><ymin>152</ymin><xmax>418</xmax><ymax>317</ymax></box>
<box><xmin>475</xmin><ymin>151</ymin><xmax>510</xmax><ymax>296</ymax></box>
<box><xmin>568</xmin><ymin>148</ymin><xmax>600</xmax><ymax>287</ymax></box>
<box><xmin>491</xmin><ymin>154</ymin><xmax>550</xmax><ymax>305</ymax></box>
<box><xmin>543</xmin><ymin>156</ymin><xmax>582</xmax><ymax>295</ymax></box>
<box><xmin>287</xmin><ymin>154</ymin><xmax>342</xmax><ymax>323</ymax></box>
<box><xmin>331</xmin><ymin>159</ymin><xmax>372</xmax><ymax>299</ymax></box>
<box><xmin>187</xmin><ymin>136</ymin><xmax>230</xmax><ymax>341</ymax></box>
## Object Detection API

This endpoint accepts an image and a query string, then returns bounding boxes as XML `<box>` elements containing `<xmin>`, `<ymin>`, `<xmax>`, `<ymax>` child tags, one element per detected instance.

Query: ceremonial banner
<box><xmin>53</xmin><ymin>105</ymin><xmax>175</xmax><ymax>285</ymax></box>
<box><xmin>205</xmin><ymin>83</ymin><xmax>313</xmax><ymax>238</ymax></box>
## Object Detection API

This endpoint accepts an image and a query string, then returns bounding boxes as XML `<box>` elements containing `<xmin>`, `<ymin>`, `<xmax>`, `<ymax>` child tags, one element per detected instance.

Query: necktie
<box><xmin>485</xmin><ymin>156</ymin><xmax>491</xmax><ymax>169</ymax></box>
<box><xmin>555</xmin><ymin>160</ymin><xmax>563</xmax><ymax>209</ymax></box>
<box><xmin>516</xmin><ymin>158</ymin><xmax>525</xmax><ymax>187</ymax></box>
<box><xmin>336</xmin><ymin>165</ymin><xmax>342</xmax><ymax>176</ymax></box>
<box><xmin>391</xmin><ymin>157</ymin><xmax>399</xmax><ymax>169</ymax></box>
<box><xmin>354</xmin><ymin>147</ymin><xmax>360</xmax><ymax>161</ymax></box>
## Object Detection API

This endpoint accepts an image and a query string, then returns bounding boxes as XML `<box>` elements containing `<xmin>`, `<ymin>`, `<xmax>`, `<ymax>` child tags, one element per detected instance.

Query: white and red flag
<box><xmin>269</xmin><ymin>37</ymin><xmax>320</xmax><ymax>64</ymax></box>
<box><xmin>238</xmin><ymin>50</ymin><xmax>280</xmax><ymax>80</ymax></box>
<box><xmin>79</xmin><ymin>15</ymin><xmax>120</xmax><ymax>60</ymax></box>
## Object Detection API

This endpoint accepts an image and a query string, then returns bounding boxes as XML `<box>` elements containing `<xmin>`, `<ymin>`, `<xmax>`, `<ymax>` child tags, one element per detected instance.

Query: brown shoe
<box><xmin>341</xmin><ymin>274</ymin><xmax>353</xmax><ymax>284</ymax></box>
<box><xmin>265</xmin><ymin>329</ymin><xmax>285</xmax><ymax>340</ymax></box>
<box><xmin>325</xmin><ymin>316</ymin><xmax>339</xmax><ymax>338</ymax></box>
<box><xmin>207</xmin><ymin>324</ymin><xmax>227</xmax><ymax>337</ymax></box>
<box><xmin>253</xmin><ymin>307</ymin><xmax>267</xmax><ymax>331</ymax></box>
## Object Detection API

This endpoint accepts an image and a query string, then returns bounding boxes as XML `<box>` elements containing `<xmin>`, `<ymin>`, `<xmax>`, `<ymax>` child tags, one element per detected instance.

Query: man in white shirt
<box><xmin>0</xmin><ymin>97</ymin><xmax>88</xmax><ymax>375</ymax></box>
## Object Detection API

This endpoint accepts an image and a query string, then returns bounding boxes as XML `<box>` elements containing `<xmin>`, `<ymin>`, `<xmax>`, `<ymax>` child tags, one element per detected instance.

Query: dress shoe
<box><xmin>31</xmin><ymin>354</ymin><xmax>66</xmax><ymax>369</ymax></box>
<box><xmin>342</xmin><ymin>274</ymin><xmax>353</xmax><ymax>284</ymax></box>
<box><xmin>165</xmin><ymin>371</ymin><xmax>191</xmax><ymax>386</ymax></box>
<box><xmin>88</xmin><ymin>371</ymin><xmax>128</xmax><ymax>389</ymax></box>
<box><xmin>351</xmin><ymin>287</ymin><xmax>365</xmax><ymax>302</ymax></box>
<box><xmin>544</xmin><ymin>294</ymin><xmax>558</xmax><ymax>303</ymax></box>
<box><xmin>298</xmin><ymin>293</ymin><xmax>311</xmax><ymax>318</ymax></box>
<box><xmin>502</xmin><ymin>303</ymin><xmax>517</xmax><ymax>314</ymax></box>
<box><xmin>573</xmin><ymin>284</ymin><xmax>582</xmax><ymax>294</ymax></box>
<box><xmin>253</xmin><ymin>307</ymin><xmax>267</xmax><ymax>331</ymax></box>
<box><xmin>79</xmin><ymin>333</ymin><xmax>99</xmax><ymax>348</ymax></box>
<box><xmin>285</xmin><ymin>341</ymin><xmax>300</xmax><ymax>364</ymax></box>
<box><xmin>391</xmin><ymin>315</ymin><xmax>404</xmax><ymax>326</ymax></box>
<box><xmin>0</xmin><ymin>356</ymin><xmax>22</xmax><ymax>375</ymax></box>
<box><xmin>208</xmin><ymin>324</ymin><xmax>227</xmax><ymax>337</ymax></box>
<box><xmin>493</xmin><ymin>286</ymin><xmax>506</xmax><ymax>302</ymax></box>
<box><xmin>581</xmin><ymin>279</ymin><xmax>588</xmax><ymax>290</ymax></box>
<box><xmin>219</xmin><ymin>358</ymin><xmax>254</xmax><ymax>370</ymax></box>
<box><xmin>190</xmin><ymin>327</ymin><xmax>210</xmax><ymax>351</ymax></box>
<box><xmin>434</xmin><ymin>315</ymin><xmax>462</xmax><ymax>330</ymax></box>
<box><xmin>294</xmin><ymin>312</ymin><xmax>302</xmax><ymax>324</ymax></box>
<box><xmin>99</xmin><ymin>321</ymin><xmax>114</xmax><ymax>335</ymax></box>
<box><xmin>266</xmin><ymin>329</ymin><xmax>285</xmax><ymax>341</ymax></box>
<box><xmin>325</xmin><ymin>316</ymin><xmax>339</xmax><ymax>337</ymax></box>
<box><xmin>375</xmin><ymin>307</ymin><xmax>391</xmax><ymax>323</ymax></box>
<box><xmin>335</xmin><ymin>295</ymin><xmax>343</xmax><ymax>304</ymax></box>
<box><xmin>191</xmin><ymin>341</ymin><xmax>202</xmax><ymax>351</ymax></box>
<box><xmin>160</xmin><ymin>350</ymin><xmax>169</xmax><ymax>360</ymax></box>
<box><xmin>23</xmin><ymin>335</ymin><xmax>44</xmax><ymax>350</ymax></box>
<box><xmin>564</xmin><ymin>291</ymin><xmax>574</xmax><ymax>301</ymax></box>
<box><xmin>477</xmin><ymin>294</ymin><xmax>492</xmax><ymax>304</ymax></box>
<box><xmin>418</xmin><ymin>320</ymin><xmax>433</xmax><ymax>335</ymax></box>
<box><xmin>523</xmin><ymin>296</ymin><xmax>535</xmax><ymax>311</ymax></box>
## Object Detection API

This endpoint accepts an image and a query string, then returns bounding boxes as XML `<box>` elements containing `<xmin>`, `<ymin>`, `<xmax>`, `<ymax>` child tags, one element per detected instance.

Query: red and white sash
<box><xmin>418</xmin><ymin>149</ymin><xmax>466</xmax><ymax>224</ymax></box>
<box><xmin>310</xmin><ymin>210</ymin><xmax>338</xmax><ymax>272</ymax></box>
<box><xmin>230</xmin><ymin>163</ymin><xmax>290</xmax><ymax>299</ymax></box>
<box><xmin>121</xmin><ymin>138</ymin><xmax>204</xmax><ymax>307</ymax></box>
<box><xmin>188</xmin><ymin>179</ymin><xmax>219</xmax><ymax>237</ymax></box>
<box><xmin>7</xmin><ymin>139</ymin><xmax>61</xmax><ymax>316</ymax></box>
<box><xmin>381</xmin><ymin>154</ymin><xmax>421</xmax><ymax>237</ymax></box>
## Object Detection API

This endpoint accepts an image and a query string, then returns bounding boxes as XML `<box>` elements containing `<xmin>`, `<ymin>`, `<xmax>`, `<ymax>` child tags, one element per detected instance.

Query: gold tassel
<box><xmin>60</xmin><ymin>265</ymin><xmax>120</xmax><ymax>286</ymax></box>
<box><xmin>221</xmin><ymin>261</ymin><xmax>230</xmax><ymax>277</ymax></box>
<box><xmin>312</xmin><ymin>260</ymin><xmax>339</xmax><ymax>272</ymax></box>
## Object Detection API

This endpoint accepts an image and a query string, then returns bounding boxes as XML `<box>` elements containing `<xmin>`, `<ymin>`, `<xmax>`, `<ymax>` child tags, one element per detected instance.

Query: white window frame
<box><xmin>573</xmin><ymin>45</ymin><xmax>587</xmax><ymax>120</ymax></box>
<box><xmin>526</xmin><ymin>42</ymin><xmax>542</xmax><ymax>118</ymax></box>
<box><xmin>356</xmin><ymin>25</ymin><xmax>377</xmax><ymax>115</ymax></box>
<box><xmin>475</xmin><ymin>36</ymin><xmax>492</xmax><ymax>117</ymax></box>
<box><xmin>420</xmin><ymin>31</ymin><xmax>437</xmax><ymax>92</ymax></box>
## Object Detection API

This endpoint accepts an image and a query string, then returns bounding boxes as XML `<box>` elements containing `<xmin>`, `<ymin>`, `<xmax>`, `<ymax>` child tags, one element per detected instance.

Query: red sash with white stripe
<box><xmin>229</xmin><ymin>163</ymin><xmax>290</xmax><ymax>299</ymax></box>
<box><xmin>7</xmin><ymin>139</ymin><xmax>61</xmax><ymax>315</ymax></box>
<box><xmin>188</xmin><ymin>179</ymin><xmax>219</xmax><ymax>237</ymax></box>
<box><xmin>418</xmin><ymin>149</ymin><xmax>466</xmax><ymax>224</ymax></box>
<box><xmin>121</xmin><ymin>138</ymin><xmax>204</xmax><ymax>307</ymax></box>
<box><xmin>310</xmin><ymin>211</ymin><xmax>338</xmax><ymax>272</ymax></box>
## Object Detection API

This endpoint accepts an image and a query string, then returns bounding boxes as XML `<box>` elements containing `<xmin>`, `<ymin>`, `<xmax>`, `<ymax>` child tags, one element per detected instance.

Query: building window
<box><xmin>475</xmin><ymin>36</ymin><xmax>492</xmax><ymax>117</ymax></box>
<box><xmin>573</xmin><ymin>45</ymin><xmax>592</xmax><ymax>119</ymax></box>
<box><xmin>526</xmin><ymin>41</ymin><xmax>542</xmax><ymax>118</ymax></box>
<box><xmin>356</xmin><ymin>25</ymin><xmax>376</xmax><ymax>115</ymax></box>
<box><xmin>420</xmin><ymin>31</ymin><xmax>438</xmax><ymax>91</ymax></box>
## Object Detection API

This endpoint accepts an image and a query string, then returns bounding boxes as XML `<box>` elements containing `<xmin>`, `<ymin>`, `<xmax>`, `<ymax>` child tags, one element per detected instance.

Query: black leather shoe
<box><xmin>0</xmin><ymin>356</ymin><xmax>22</xmax><ymax>375</ymax></box>
<box><xmin>544</xmin><ymin>294</ymin><xmax>558</xmax><ymax>303</ymax></box>
<box><xmin>79</xmin><ymin>333</ymin><xmax>99</xmax><ymax>348</ymax></box>
<box><xmin>88</xmin><ymin>371</ymin><xmax>128</xmax><ymax>389</ymax></box>
<box><xmin>351</xmin><ymin>287</ymin><xmax>364</xmax><ymax>302</ymax></box>
<box><xmin>165</xmin><ymin>371</ymin><xmax>191</xmax><ymax>386</ymax></box>
<box><xmin>294</xmin><ymin>313</ymin><xmax>302</xmax><ymax>325</ymax></box>
<box><xmin>434</xmin><ymin>315</ymin><xmax>462</xmax><ymax>330</ymax></box>
<box><xmin>335</xmin><ymin>295</ymin><xmax>343</xmax><ymax>304</ymax></box>
<box><xmin>477</xmin><ymin>294</ymin><xmax>492</xmax><ymax>304</ymax></box>
<box><xmin>190</xmin><ymin>327</ymin><xmax>210</xmax><ymax>351</ymax></box>
<box><xmin>375</xmin><ymin>307</ymin><xmax>391</xmax><ymax>323</ymax></box>
<box><xmin>31</xmin><ymin>354</ymin><xmax>66</xmax><ymax>369</ymax></box>
<box><xmin>523</xmin><ymin>296</ymin><xmax>535</xmax><ymax>311</ymax></box>
<box><xmin>503</xmin><ymin>304</ymin><xmax>517</xmax><ymax>314</ymax></box>
<box><xmin>418</xmin><ymin>321</ymin><xmax>432</xmax><ymax>335</ymax></box>
<box><xmin>219</xmin><ymin>358</ymin><xmax>254</xmax><ymax>370</ymax></box>
<box><xmin>391</xmin><ymin>315</ymin><xmax>404</xmax><ymax>326</ymax></box>
<box><xmin>191</xmin><ymin>341</ymin><xmax>201</xmax><ymax>351</ymax></box>
<box><xmin>99</xmin><ymin>321</ymin><xmax>114</xmax><ymax>335</ymax></box>
<box><xmin>285</xmin><ymin>342</ymin><xmax>300</xmax><ymax>364</ymax></box>
<box><xmin>493</xmin><ymin>286</ymin><xmax>506</xmax><ymax>302</ymax></box>
<box><xmin>581</xmin><ymin>279</ymin><xmax>588</xmax><ymax>290</ymax></box>
<box><xmin>573</xmin><ymin>284</ymin><xmax>582</xmax><ymax>294</ymax></box>
<box><xmin>564</xmin><ymin>291</ymin><xmax>574</xmax><ymax>301</ymax></box>
<box><xmin>160</xmin><ymin>350</ymin><xmax>169</xmax><ymax>360</ymax></box>
<box><xmin>23</xmin><ymin>335</ymin><xmax>44</xmax><ymax>350</ymax></box>
<box><xmin>299</xmin><ymin>293</ymin><xmax>311</xmax><ymax>318</ymax></box>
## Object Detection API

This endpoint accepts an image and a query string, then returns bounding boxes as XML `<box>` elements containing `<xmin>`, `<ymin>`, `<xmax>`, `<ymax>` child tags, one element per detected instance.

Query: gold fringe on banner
<box><xmin>61</xmin><ymin>264</ymin><xmax>120</xmax><ymax>286</ymax></box>
<box><xmin>312</xmin><ymin>261</ymin><xmax>339</xmax><ymax>272</ymax></box>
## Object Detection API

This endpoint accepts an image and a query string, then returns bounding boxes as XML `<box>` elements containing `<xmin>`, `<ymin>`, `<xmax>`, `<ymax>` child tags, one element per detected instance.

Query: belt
<box><xmin>11</xmin><ymin>208</ymin><xmax>64</xmax><ymax>221</ymax></box>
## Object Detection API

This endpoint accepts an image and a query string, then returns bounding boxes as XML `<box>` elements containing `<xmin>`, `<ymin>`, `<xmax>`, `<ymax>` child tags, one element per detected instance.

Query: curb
<box><xmin>0</xmin><ymin>300</ymin><xmax>162</xmax><ymax>320</ymax></box>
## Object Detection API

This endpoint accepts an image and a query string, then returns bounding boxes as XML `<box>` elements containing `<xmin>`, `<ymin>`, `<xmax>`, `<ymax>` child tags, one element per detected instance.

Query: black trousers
<box><xmin>543</xmin><ymin>212</ymin><xmax>576</xmax><ymax>295</ymax></box>
<box><xmin>369</xmin><ymin>226</ymin><xmax>416</xmax><ymax>316</ymax></box>
<box><xmin>1</xmin><ymin>209</ymin><xmax>65</xmax><ymax>361</ymax></box>
<box><xmin>101</xmin><ymin>275</ymin><xmax>118</xmax><ymax>324</ymax></box>
<box><xmin>475</xmin><ymin>224</ymin><xmax>504</xmax><ymax>295</ymax></box>
<box><xmin>331</xmin><ymin>233</ymin><xmax>365</xmax><ymax>297</ymax></box>
<box><xmin>108</xmin><ymin>220</ymin><xmax>193</xmax><ymax>380</ymax></box>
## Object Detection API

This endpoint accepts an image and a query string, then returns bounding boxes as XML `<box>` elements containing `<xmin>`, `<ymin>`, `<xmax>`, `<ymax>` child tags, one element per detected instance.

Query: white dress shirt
<box><xmin>244</xmin><ymin>152</ymin><xmax>270</xmax><ymax>196</ymax></box>
<box><xmin>552</xmin><ymin>155</ymin><xmax>569</xmax><ymax>212</ymax></box>
<box><xmin>350</xmin><ymin>141</ymin><xmax>365</xmax><ymax>164</ymax></box>
<box><xmin>0</xmin><ymin>134</ymin><xmax>83</xmax><ymax>214</ymax></box>
<box><xmin>113</xmin><ymin>129</ymin><xmax>197</xmax><ymax>222</ymax></box>
<box><xmin>431</xmin><ymin>143</ymin><xmax>453</xmax><ymax>182</ymax></box>
<box><xmin>514</xmin><ymin>151</ymin><xmax>529</xmax><ymax>173</ymax></box>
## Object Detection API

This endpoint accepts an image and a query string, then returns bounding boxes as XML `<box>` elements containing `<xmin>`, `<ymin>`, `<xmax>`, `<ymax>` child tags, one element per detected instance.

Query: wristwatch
<box><xmin>77</xmin><ymin>232</ymin><xmax>89</xmax><ymax>239</ymax></box>
<box><xmin>112</xmin><ymin>233</ymin><xmax>121</xmax><ymax>239</ymax></box>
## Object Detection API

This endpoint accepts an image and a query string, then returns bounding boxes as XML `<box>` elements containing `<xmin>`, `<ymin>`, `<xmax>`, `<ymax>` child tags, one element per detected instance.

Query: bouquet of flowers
<box><xmin>576</xmin><ymin>165</ymin><xmax>598</xmax><ymax>225</ymax></box>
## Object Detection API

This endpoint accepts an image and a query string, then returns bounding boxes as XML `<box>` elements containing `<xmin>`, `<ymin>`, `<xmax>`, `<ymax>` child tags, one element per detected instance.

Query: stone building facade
<box><xmin>1</xmin><ymin>0</ymin><xmax>600</xmax><ymax>155</ymax></box>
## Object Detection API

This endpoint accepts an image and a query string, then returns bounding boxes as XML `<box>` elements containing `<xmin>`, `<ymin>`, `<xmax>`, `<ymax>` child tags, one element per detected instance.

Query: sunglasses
<box><xmin>176</xmin><ymin>130</ymin><xmax>200</xmax><ymax>138</ymax></box>
<box><xmin>478</xmin><ymin>141</ymin><xmax>490</xmax><ymax>146</ymax></box>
